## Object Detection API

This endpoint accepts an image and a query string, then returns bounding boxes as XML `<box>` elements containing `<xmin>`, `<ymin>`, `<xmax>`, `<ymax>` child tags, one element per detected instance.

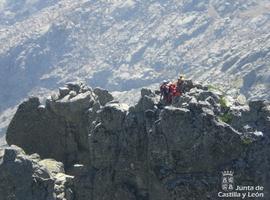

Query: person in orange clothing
<box><xmin>167</xmin><ymin>83</ymin><xmax>176</xmax><ymax>104</ymax></box>
<box><xmin>175</xmin><ymin>75</ymin><xmax>185</xmax><ymax>96</ymax></box>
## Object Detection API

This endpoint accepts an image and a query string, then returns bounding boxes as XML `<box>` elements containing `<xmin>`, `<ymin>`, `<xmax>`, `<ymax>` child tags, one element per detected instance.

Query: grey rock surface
<box><xmin>0</xmin><ymin>145</ymin><xmax>74</xmax><ymax>200</ymax></box>
<box><xmin>4</xmin><ymin>82</ymin><xmax>270</xmax><ymax>199</ymax></box>
<box><xmin>93</xmin><ymin>87</ymin><xmax>114</xmax><ymax>106</ymax></box>
<box><xmin>6</xmin><ymin>83</ymin><xmax>98</xmax><ymax>168</ymax></box>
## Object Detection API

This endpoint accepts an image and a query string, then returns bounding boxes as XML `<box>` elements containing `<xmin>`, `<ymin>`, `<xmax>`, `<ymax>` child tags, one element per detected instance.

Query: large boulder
<box><xmin>6</xmin><ymin>97</ymin><xmax>69</xmax><ymax>165</ymax></box>
<box><xmin>6</xmin><ymin>83</ymin><xmax>99</xmax><ymax>168</ymax></box>
<box><xmin>225</xmin><ymin>100</ymin><xmax>270</xmax><ymax>138</ymax></box>
<box><xmin>98</xmin><ymin>102</ymin><xmax>129</xmax><ymax>131</ymax></box>
<box><xmin>158</xmin><ymin>106</ymin><xmax>243</xmax><ymax>172</ymax></box>
<box><xmin>93</xmin><ymin>87</ymin><xmax>114</xmax><ymax>106</ymax></box>
<box><xmin>0</xmin><ymin>145</ymin><xmax>74</xmax><ymax>200</ymax></box>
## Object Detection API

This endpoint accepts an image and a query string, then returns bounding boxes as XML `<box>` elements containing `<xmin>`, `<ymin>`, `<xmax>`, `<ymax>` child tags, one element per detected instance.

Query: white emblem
<box><xmin>221</xmin><ymin>170</ymin><xmax>234</xmax><ymax>192</ymax></box>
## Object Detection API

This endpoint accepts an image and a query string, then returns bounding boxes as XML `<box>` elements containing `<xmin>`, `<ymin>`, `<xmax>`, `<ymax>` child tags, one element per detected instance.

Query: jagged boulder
<box><xmin>223</xmin><ymin>100</ymin><xmax>270</xmax><ymax>137</ymax></box>
<box><xmin>158</xmin><ymin>106</ymin><xmax>244</xmax><ymax>172</ymax></box>
<box><xmin>6</xmin><ymin>83</ymin><xmax>99</xmax><ymax>168</ymax></box>
<box><xmin>0</xmin><ymin>145</ymin><xmax>74</xmax><ymax>200</ymax></box>
<box><xmin>181</xmin><ymin>79</ymin><xmax>195</xmax><ymax>93</ymax></box>
<box><xmin>59</xmin><ymin>87</ymin><xmax>70</xmax><ymax>98</ymax></box>
<box><xmin>93</xmin><ymin>87</ymin><xmax>114</xmax><ymax>106</ymax></box>
<box><xmin>47</xmin><ymin>83</ymin><xmax>96</xmax><ymax>119</ymax></box>
<box><xmin>6</xmin><ymin>97</ymin><xmax>68</xmax><ymax>163</ymax></box>
<box><xmin>47</xmin><ymin>90</ymin><xmax>95</xmax><ymax>118</ymax></box>
<box><xmin>98</xmin><ymin>102</ymin><xmax>129</xmax><ymax>131</ymax></box>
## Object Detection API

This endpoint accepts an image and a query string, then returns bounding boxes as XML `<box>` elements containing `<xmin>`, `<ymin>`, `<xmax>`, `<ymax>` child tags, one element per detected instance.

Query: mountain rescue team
<box><xmin>160</xmin><ymin>75</ymin><xmax>185</xmax><ymax>104</ymax></box>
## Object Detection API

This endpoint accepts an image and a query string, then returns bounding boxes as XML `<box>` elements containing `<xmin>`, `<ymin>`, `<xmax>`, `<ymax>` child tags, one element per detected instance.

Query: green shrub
<box><xmin>242</xmin><ymin>137</ymin><xmax>253</xmax><ymax>145</ymax></box>
<box><xmin>219</xmin><ymin>96</ymin><xmax>228</xmax><ymax>109</ymax></box>
<box><xmin>219</xmin><ymin>112</ymin><xmax>233</xmax><ymax>124</ymax></box>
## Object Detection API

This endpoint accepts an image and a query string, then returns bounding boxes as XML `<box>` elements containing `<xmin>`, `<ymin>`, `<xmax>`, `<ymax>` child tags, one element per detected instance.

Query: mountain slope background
<box><xmin>0</xmin><ymin>0</ymin><xmax>270</xmax><ymax>143</ymax></box>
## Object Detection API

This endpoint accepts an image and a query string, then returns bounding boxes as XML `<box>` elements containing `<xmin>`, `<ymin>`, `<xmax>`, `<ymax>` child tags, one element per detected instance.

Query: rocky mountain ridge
<box><xmin>1</xmin><ymin>82</ymin><xmax>269</xmax><ymax>200</ymax></box>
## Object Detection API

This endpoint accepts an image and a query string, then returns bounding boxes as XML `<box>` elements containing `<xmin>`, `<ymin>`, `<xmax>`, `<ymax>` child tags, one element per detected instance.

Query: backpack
<box><xmin>160</xmin><ymin>83</ymin><xmax>170</xmax><ymax>97</ymax></box>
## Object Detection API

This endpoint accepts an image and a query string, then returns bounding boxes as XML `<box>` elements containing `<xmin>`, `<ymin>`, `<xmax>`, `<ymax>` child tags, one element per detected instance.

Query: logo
<box><xmin>218</xmin><ymin>170</ymin><xmax>265</xmax><ymax>199</ymax></box>
<box><xmin>221</xmin><ymin>170</ymin><xmax>234</xmax><ymax>192</ymax></box>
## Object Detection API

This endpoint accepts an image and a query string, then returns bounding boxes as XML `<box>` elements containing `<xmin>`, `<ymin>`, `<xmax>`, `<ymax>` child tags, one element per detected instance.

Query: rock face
<box><xmin>6</xmin><ymin>83</ymin><xmax>112</xmax><ymax>168</ymax></box>
<box><xmin>0</xmin><ymin>145</ymin><xmax>73</xmax><ymax>200</ymax></box>
<box><xmin>3</xmin><ymin>82</ymin><xmax>270</xmax><ymax>199</ymax></box>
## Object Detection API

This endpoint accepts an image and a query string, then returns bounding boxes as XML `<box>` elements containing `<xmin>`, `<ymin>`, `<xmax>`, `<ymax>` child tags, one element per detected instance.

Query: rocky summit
<box><xmin>1</xmin><ymin>82</ymin><xmax>270</xmax><ymax>200</ymax></box>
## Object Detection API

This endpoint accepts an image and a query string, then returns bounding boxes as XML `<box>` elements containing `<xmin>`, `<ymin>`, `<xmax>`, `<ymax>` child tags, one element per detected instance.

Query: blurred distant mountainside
<box><xmin>0</xmin><ymin>0</ymin><xmax>270</xmax><ymax>142</ymax></box>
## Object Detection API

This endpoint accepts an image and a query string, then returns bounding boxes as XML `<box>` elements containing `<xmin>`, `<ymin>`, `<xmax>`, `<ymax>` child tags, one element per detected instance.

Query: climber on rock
<box><xmin>175</xmin><ymin>75</ymin><xmax>185</xmax><ymax>96</ymax></box>
<box><xmin>160</xmin><ymin>80</ymin><xmax>170</xmax><ymax>103</ymax></box>
<box><xmin>160</xmin><ymin>80</ymin><xmax>177</xmax><ymax>104</ymax></box>
<box><xmin>168</xmin><ymin>82</ymin><xmax>177</xmax><ymax>104</ymax></box>
<box><xmin>159</xmin><ymin>75</ymin><xmax>186</xmax><ymax>104</ymax></box>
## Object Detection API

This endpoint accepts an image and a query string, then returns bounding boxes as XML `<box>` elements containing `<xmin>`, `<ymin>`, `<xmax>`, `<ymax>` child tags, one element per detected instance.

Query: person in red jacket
<box><xmin>168</xmin><ymin>83</ymin><xmax>177</xmax><ymax>104</ymax></box>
